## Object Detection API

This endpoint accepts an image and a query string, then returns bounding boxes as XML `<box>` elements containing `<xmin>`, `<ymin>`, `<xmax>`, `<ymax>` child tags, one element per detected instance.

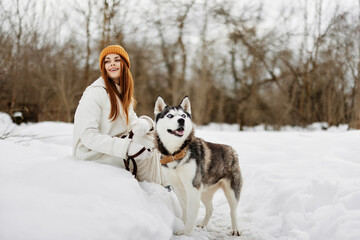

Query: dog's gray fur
<box><xmin>154</xmin><ymin>96</ymin><xmax>243</xmax><ymax>236</ymax></box>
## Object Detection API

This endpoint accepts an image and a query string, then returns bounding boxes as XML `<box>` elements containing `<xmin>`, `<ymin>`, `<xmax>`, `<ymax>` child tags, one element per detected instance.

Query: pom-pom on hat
<box><xmin>99</xmin><ymin>45</ymin><xmax>130</xmax><ymax>70</ymax></box>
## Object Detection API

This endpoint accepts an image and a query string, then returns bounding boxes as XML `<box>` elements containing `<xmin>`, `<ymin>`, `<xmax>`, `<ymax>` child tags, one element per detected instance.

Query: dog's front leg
<box><xmin>175</xmin><ymin>185</ymin><xmax>201</xmax><ymax>236</ymax></box>
<box><xmin>174</xmin><ymin>162</ymin><xmax>202</xmax><ymax>236</ymax></box>
<box><xmin>172</xmin><ymin>177</ymin><xmax>187</xmax><ymax>224</ymax></box>
<box><xmin>181</xmin><ymin>186</ymin><xmax>202</xmax><ymax>235</ymax></box>
<box><xmin>164</xmin><ymin>168</ymin><xmax>188</xmax><ymax>224</ymax></box>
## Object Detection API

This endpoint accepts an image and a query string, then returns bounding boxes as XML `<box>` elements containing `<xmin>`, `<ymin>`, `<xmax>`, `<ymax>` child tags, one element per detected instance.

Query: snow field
<box><xmin>1</xmin><ymin>113</ymin><xmax>360</xmax><ymax>240</ymax></box>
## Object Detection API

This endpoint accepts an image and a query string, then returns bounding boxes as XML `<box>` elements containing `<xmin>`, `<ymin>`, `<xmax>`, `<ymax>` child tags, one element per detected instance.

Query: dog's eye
<box><xmin>181</xmin><ymin>114</ymin><xmax>186</xmax><ymax>118</ymax></box>
<box><xmin>167</xmin><ymin>114</ymin><xmax>174</xmax><ymax>118</ymax></box>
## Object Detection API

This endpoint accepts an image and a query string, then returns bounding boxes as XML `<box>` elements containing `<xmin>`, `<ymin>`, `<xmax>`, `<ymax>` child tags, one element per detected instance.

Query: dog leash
<box><xmin>121</xmin><ymin>131</ymin><xmax>149</xmax><ymax>178</ymax></box>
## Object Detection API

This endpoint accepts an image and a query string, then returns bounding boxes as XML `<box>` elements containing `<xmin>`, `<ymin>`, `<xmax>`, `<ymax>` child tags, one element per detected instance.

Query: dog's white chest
<box><xmin>163</xmin><ymin>160</ymin><xmax>197</xmax><ymax>188</ymax></box>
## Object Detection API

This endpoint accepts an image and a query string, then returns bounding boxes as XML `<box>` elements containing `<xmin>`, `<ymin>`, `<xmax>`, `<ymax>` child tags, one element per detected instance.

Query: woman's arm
<box><xmin>74</xmin><ymin>87</ymin><xmax>131</xmax><ymax>159</ymax></box>
<box><xmin>128</xmin><ymin>104</ymin><xmax>155</xmax><ymax>134</ymax></box>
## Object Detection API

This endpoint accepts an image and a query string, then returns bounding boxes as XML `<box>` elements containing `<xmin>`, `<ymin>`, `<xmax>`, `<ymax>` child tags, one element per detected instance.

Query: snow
<box><xmin>1</xmin><ymin>112</ymin><xmax>360</xmax><ymax>240</ymax></box>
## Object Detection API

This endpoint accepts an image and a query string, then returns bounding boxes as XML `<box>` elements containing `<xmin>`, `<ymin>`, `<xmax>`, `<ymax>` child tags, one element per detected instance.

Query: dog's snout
<box><xmin>178</xmin><ymin>118</ymin><xmax>185</xmax><ymax>126</ymax></box>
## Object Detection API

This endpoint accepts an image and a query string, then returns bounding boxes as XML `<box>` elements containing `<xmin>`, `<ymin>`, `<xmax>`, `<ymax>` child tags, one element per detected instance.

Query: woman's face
<box><xmin>104</xmin><ymin>53</ymin><xmax>122</xmax><ymax>83</ymax></box>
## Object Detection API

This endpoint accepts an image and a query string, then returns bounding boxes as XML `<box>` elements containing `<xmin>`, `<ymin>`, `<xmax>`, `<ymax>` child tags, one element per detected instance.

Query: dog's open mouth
<box><xmin>168</xmin><ymin>127</ymin><xmax>184</xmax><ymax>137</ymax></box>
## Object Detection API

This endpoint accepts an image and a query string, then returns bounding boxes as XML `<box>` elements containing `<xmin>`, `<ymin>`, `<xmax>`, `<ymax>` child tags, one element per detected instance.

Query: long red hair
<box><xmin>100</xmin><ymin>56</ymin><xmax>134</xmax><ymax>124</ymax></box>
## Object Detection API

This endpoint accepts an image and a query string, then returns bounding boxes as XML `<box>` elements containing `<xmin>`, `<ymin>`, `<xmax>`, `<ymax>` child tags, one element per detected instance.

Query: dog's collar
<box><xmin>160</xmin><ymin>146</ymin><xmax>189</xmax><ymax>165</ymax></box>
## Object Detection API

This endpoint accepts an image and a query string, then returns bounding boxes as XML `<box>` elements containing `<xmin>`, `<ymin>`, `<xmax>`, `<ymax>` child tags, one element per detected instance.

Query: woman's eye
<box><xmin>167</xmin><ymin>114</ymin><xmax>174</xmax><ymax>118</ymax></box>
<box><xmin>115</xmin><ymin>59</ymin><xmax>121</xmax><ymax>62</ymax></box>
<box><xmin>104</xmin><ymin>60</ymin><xmax>109</xmax><ymax>64</ymax></box>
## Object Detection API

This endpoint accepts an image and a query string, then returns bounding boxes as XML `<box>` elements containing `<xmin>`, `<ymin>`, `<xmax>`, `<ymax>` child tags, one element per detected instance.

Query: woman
<box><xmin>73</xmin><ymin>45</ymin><xmax>164</xmax><ymax>184</ymax></box>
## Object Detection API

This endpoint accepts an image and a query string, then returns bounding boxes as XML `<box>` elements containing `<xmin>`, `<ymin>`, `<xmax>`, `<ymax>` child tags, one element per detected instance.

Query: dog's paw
<box><xmin>231</xmin><ymin>230</ymin><xmax>241</xmax><ymax>236</ymax></box>
<box><xmin>197</xmin><ymin>223</ymin><xmax>206</xmax><ymax>228</ymax></box>
<box><xmin>175</xmin><ymin>230</ymin><xmax>185</xmax><ymax>235</ymax></box>
<box><xmin>175</xmin><ymin>228</ymin><xmax>193</xmax><ymax>236</ymax></box>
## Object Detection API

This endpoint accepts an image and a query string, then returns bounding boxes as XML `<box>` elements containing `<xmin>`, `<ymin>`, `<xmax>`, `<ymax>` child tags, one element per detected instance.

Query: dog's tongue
<box><xmin>175</xmin><ymin>129</ymin><xmax>184</xmax><ymax>136</ymax></box>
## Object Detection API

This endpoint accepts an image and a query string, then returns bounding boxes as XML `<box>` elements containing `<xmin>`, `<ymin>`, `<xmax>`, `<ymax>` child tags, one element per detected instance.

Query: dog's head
<box><xmin>154</xmin><ymin>96</ymin><xmax>193</xmax><ymax>153</ymax></box>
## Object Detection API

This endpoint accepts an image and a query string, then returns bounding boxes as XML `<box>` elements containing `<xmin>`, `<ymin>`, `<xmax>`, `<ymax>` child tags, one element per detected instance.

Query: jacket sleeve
<box><xmin>128</xmin><ymin>105</ymin><xmax>155</xmax><ymax>132</ymax></box>
<box><xmin>139</xmin><ymin>115</ymin><xmax>155</xmax><ymax>131</ymax></box>
<box><xmin>74</xmin><ymin>87</ymin><xmax>131</xmax><ymax>159</ymax></box>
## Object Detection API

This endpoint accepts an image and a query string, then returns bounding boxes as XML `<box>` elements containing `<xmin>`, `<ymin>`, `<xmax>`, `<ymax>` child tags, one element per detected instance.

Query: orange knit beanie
<box><xmin>99</xmin><ymin>45</ymin><xmax>130</xmax><ymax>70</ymax></box>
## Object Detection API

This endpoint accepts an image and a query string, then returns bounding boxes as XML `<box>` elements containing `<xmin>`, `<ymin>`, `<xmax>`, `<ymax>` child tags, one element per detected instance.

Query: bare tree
<box><xmin>75</xmin><ymin>0</ymin><xmax>96</xmax><ymax>86</ymax></box>
<box><xmin>348</xmin><ymin>0</ymin><xmax>360</xmax><ymax>128</ymax></box>
<box><xmin>0</xmin><ymin>0</ymin><xmax>34</xmax><ymax>111</ymax></box>
<box><xmin>98</xmin><ymin>0</ymin><xmax>131</xmax><ymax>50</ymax></box>
<box><xmin>214</xmin><ymin>1</ymin><xmax>282</xmax><ymax>128</ymax></box>
<box><xmin>192</xmin><ymin>0</ymin><xmax>211</xmax><ymax>124</ymax></box>
<box><xmin>0</xmin><ymin>0</ymin><xmax>359</xmax><ymax>129</ymax></box>
<box><xmin>151</xmin><ymin>0</ymin><xmax>196</xmax><ymax>105</ymax></box>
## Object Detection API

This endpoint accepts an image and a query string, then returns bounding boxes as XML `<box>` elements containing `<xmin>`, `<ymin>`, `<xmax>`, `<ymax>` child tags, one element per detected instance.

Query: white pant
<box><xmin>96</xmin><ymin>133</ymin><xmax>165</xmax><ymax>185</ymax></box>
<box><xmin>135</xmin><ymin>149</ymin><xmax>165</xmax><ymax>184</ymax></box>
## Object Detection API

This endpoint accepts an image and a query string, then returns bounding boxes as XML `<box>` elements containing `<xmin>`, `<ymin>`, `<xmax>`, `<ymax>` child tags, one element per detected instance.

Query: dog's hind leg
<box><xmin>198</xmin><ymin>184</ymin><xmax>220</xmax><ymax>228</ymax></box>
<box><xmin>222</xmin><ymin>180</ymin><xmax>241</xmax><ymax>236</ymax></box>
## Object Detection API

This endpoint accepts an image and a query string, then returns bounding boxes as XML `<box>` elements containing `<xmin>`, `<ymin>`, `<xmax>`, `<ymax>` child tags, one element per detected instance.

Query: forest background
<box><xmin>0</xmin><ymin>0</ymin><xmax>359</xmax><ymax>130</ymax></box>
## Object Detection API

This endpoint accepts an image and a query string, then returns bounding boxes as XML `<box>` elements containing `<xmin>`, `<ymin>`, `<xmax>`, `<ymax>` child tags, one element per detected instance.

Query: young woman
<box><xmin>73</xmin><ymin>45</ymin><xmax>164</xmax><ymax>184</ymax></box>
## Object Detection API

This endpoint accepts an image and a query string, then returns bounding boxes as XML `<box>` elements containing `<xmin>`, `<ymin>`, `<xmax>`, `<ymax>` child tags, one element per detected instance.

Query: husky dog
<box><xmin>154</xmin><ymin>96</ymin><xmax>243</xmax><ymax>236</ymax></box>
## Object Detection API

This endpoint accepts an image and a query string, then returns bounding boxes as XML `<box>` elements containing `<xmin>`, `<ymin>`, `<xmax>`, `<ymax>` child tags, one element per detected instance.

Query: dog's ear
<box><xmin>154</xmin><ymin>96</ymin><xmax>167</xmax><ymax>115</ymax></box>
<box><xmin>179</xmin><ymin>96</ymin><xmax>191</xmax><ymax>115</ymax></box>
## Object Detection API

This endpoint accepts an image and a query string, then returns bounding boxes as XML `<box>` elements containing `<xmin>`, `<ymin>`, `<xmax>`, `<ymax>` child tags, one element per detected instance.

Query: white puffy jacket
<box><xmin>72</xmin><ymin>77</ymin><xmax>154</xmax><ymax>167</ymax></box>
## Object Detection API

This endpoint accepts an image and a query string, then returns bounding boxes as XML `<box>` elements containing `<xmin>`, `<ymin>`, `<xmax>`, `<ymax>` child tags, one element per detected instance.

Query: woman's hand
<box><xmin>132</xmin><ymin>118</ymin><xmax>150</xmax><ymax>136</ymax></box>
<box><xmin>127</xmin><ymin>134</ymin><xmax>154</xmax><ymax>162</ymax></box>
<box><xmin>127</xmin><ymin>141</ymin><xmax>151</xmax><ymax>162</ymax></box>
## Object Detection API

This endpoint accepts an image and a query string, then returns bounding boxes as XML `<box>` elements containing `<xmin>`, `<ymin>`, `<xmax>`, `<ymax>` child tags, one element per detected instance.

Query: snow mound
<box><xmin>0</xmin><ymin>117</ymin><xmax>181</xmax><ymax>240</ymax></box>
